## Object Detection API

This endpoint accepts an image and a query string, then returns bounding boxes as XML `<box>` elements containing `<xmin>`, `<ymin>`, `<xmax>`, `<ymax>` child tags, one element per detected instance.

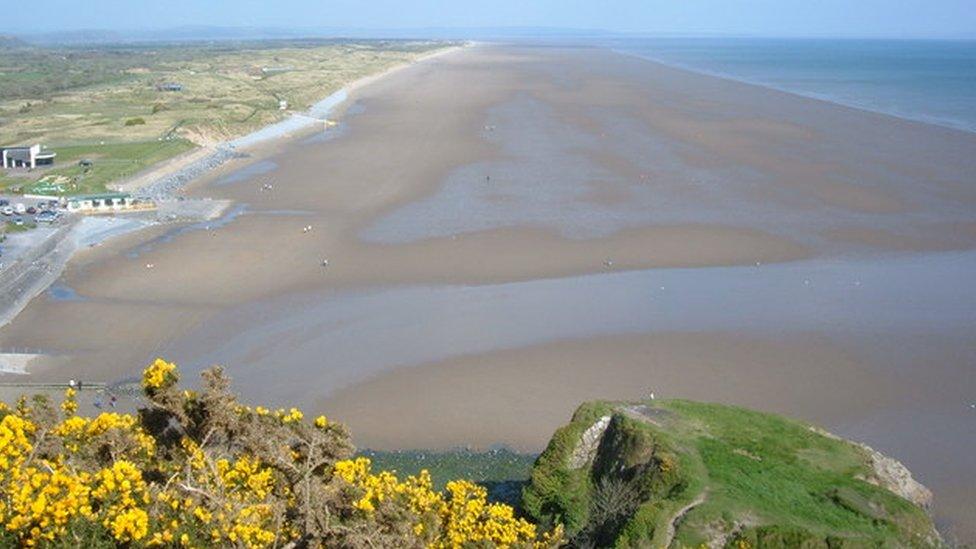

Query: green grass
<box><xmin>1</xmin><ymin>39</ymin><xmax>454</xmax><ymax>194</ymax></box>
<box><xmin>1</xmin><ymin>40</ymin><xmax>453</xmax><ymax>148</ymax></box>
<box><xmin>0</xmin><ymin>40</ymin><xmax>450</xmax><ymax>105</ymax></box>
<box><xmin>664</xmin><ymin>400</ymin><xmax>930</xmax><ymax>544</ymax></box>
<box><xmin>523</xmin><ymin>399</ymin><xmax>940</xmax><ymax>547</ymax></box>
<box><xmin>3</xmin><ymin>220</ymin><xmax>34</xmax><ymax>233</ymax></box>
<box><xmin>0</xmin><ymin>139</ymin><xmax>195</xmax><ymax>196</ymax></box>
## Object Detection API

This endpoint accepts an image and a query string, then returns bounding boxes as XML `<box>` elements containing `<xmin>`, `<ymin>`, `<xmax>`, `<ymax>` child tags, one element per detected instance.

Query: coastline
<box><xmin>0</xmin><ymin>43</ymin><xmax>467</xmax><ymax>335</ymax></box>
<box><xmin>608</xmin><ymin>41</ymin><xmax>976</xmax><ymax>136</ymax></box>
<box><xmin>2</xmin><ymin>42</ymin><xmax>975</xmax><ymax>541</ymax></box>
<box><xmin>120</xmin><ymin>42</ymin><xmax>469</xmax><ymax>199</ymax></box>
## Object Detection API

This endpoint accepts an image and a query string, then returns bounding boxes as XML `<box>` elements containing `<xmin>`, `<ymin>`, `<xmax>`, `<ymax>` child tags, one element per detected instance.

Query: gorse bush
<box><xmin>0</xmin><ymin>359</ymin><xmax>563</xmax><ymax>548</ymax></box>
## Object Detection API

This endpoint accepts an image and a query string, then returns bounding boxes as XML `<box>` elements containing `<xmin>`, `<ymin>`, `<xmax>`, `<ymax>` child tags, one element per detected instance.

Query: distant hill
<box><xmin>0</xmin><ymin>35</ymin><xmax>26</xmax><ymax>48</ymax></box>
<box><xmin>15</xmin><ymin>29</ymin><xmax>127</xmax><ymax>46</ymax></box>
<box><xmin>13</xmin><ymin>25</ymin><xmax>621</xmax><ymax>46</ymax></box>
<box><xmin>524</xmin><ymin>399</ymin><xmax>942</xmax><ymax>547</ymax></box>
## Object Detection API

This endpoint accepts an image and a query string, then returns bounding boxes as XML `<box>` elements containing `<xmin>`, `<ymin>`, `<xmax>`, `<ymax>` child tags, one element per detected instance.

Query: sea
<box><xmin>606</xmin><ymin>38</ymin><xmax>976</xmax><ymax>134</ymax></box>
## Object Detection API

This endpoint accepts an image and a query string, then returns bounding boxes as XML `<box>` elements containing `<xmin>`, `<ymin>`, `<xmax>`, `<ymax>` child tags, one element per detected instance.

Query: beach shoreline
<box><xmin>607</xmin><ymin>39</ymin><xmax>976</xmax><ymax>136</ymax></box>
<box><xmin>2</xmin><ymin>42</ymin><xmax>975</xmax><ymax>541</ymax></box>
<box><xmin>0</xmin><ymin>43</ymin><xmax>467</xmax><ymax>334</ymax></box>
<box><xmin>118</xmin><ymin>42</ymin><xmax>469</xmax><ymax>199</ymax></box>
<box><xmin>7</xmin><ymin>42</ymin><xmax>975</xmax><ymax>374</ymax></box>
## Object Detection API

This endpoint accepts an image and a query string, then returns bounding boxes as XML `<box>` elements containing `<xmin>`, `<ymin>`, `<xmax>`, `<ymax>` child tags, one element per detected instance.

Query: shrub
<box><xmin>124</xmin><ymin>117</ymin><xmax>146</xmax><ymax>126</ymax></box>
<box><xmin>0</xmin><ymin>359</ymin><xmax>562</xmax><ymax>548</ymax></box>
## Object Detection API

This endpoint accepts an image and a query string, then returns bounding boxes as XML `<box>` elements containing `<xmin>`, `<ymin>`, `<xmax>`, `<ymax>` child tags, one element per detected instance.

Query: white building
<box><xmin>1</xmin><ymin>144</ymin><xmax>56</xmax><ymax>169</ymax></box>
<box><xmin>66</xmin><ymin>193</ymin><xmax>142</xmax><ymax>214</ymax></box>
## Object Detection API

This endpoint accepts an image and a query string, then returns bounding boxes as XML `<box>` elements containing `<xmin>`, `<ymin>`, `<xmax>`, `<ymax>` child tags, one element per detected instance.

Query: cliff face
<box><xmin>523</xmin><ymin>400</ymin><xmax>942</xmax><ymax>548</ymax></box>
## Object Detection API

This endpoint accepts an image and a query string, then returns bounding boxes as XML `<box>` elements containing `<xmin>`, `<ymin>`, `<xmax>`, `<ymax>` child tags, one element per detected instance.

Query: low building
<box><xmin>66</xmin><ymin>193</ymin><xmax>145</xmax><ymax>214</ymax></box>
<box><xmin>156</xmin><ymin>82</ymin><xmax>183</xmax><ymax>92</ymax></box>
<box><xmin>1</xmin><ymin>144</ymin><xmax>56</xmax><ymax>169</ymax></box>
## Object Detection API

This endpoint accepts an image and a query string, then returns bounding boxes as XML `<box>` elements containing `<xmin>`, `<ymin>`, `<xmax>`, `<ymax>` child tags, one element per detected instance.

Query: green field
<box><xmin>1</xmin><ymin>139</ymin><xmax>196</xmax><ymax>195</ymax></box>
<box><xmin>0</xmin><ymin>39</ymin><xmax>452</xmax><ymax>196</ymax></box>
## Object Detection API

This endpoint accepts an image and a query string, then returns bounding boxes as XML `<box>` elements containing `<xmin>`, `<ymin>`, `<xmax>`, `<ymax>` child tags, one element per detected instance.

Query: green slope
<box><xmin>523</xmin><ymin>400</ymin><xmax>941</xmax><ymax>548</ymax></box>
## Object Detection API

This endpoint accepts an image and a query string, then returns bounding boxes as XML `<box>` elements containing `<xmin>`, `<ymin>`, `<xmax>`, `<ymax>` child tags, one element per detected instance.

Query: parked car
<box><xmin>35</xmin><ymin>211</ymin><xmax>57</xmax><ymax>224</ymax></box>
<box><xmin>1</xmin><ymin>206</ymin><xmax>12</xmax><ymax>216</ymax></box>
<box><xmin>26</xmin><ymin>206</ymin><xmax>36</xmax><ymax>214</ymax></box>
<box><xmin>0</xmin><ymin>199</ymin><xmax>8</xmax><ymax>206</ymax></box>
<box><xmin>13</xmin><ymin>217</ymin><xmax>24</xmax><ymax>226</ymax></box>
<box><xmin>14</xmin><ymin>203</ymin><xmax>26</xmax><ymax>214</ymax></box>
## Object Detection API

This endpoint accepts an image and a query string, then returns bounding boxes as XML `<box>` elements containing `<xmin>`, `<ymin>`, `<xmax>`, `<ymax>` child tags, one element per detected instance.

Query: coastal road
<box><xmin>0</xmin><ymin>218</ymin><xmax>78</xmax><ymax>331</ymax></box>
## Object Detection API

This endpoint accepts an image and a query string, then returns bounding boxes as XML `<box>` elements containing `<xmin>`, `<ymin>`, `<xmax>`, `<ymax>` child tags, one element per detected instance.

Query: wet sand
<box><xmin>317</xmin><ymin>301</ymin><xmax>976</xmax><ymax>538</ymax></box>
<box><xmin>2</xmin><ymin>44</ymin><xmax>976</xmax><ymax>539</ymax></box>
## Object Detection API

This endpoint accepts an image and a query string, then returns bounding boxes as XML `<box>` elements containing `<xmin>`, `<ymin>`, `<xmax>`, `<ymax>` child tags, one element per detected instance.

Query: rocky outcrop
<box><xmin>809</xmin><ymin>426</ymin><xmax>933</xmax><ymax>509</ymax></box>
<box><xmin>568</xmin><ymin>415</ymin><xmax>610</xmax><ymax>470</ymax></box>
<box><xmin>859</xmin><ymin>442</ymin><xmax>934</xmax><ymax>509</ymax></box>
<box><xmin>524</xmin><ymin>400</ymin><xmax>943</xmax><ymax>548</ymax></box>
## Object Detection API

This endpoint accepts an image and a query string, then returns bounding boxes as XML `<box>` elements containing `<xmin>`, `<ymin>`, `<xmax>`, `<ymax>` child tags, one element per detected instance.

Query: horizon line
<box><xmin>2</xmin><ymin>25</ymin><xmax>975</xmax><ymax>43</ymax></box>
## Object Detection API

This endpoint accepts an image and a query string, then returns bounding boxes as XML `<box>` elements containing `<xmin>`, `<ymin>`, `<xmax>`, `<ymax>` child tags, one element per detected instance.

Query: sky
<box><xmin>3</xmin><ymin>0</ymin><xmax>975</xmax><ymax>38</ymax></box>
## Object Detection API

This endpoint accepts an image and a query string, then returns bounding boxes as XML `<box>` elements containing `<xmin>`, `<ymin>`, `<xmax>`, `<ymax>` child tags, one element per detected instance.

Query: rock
<box><xmin>568</xmin><ymin>415</ymin><xmax>610</xmax><ymax>470</ymax></box>
<box><xmin>858</xmin><ymin>442</ymin><xmax>934</xmax><ymax>509</ymax></box>
<box><xmin>809</xmin><ymin>426</ymin><xmax>933</xmax><ymax>509</ymax></box>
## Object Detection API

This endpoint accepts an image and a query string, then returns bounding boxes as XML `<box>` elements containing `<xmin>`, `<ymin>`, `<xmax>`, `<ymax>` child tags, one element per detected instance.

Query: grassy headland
<box><xmin>523</xmin><ymin>399</ymin><xmax>941</xmax><ymax>547</ymax></box>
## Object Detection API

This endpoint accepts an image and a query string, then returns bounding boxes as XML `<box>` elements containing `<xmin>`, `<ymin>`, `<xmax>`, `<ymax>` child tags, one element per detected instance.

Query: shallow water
<box><xmin>165</xmin><ymin>250</ymin><xmax>976</xmax><ymax>402</ymax></box>
<box><xmin>47</xmin><ymin>283</ymin><xmax>87</xmax><ymax>302</ymax></box>
<box><xmin>360</xmin><ymin>93</ymin><xmax>976</xmax><ymax>249</ymax></box>
<box><xmin>298</xmin><ymin>102</ymin><xmax>364</xmax><ymax>145</ymax></box>
<box><xmin>125</xmin><ymin>203</ymin><xmax>248</xmax><ymax>258</ymax></box>
<box><xmin>608</xmin><ymin>38</ymin><xmax>976</xmax><ymax>134</ymax></box>
<box><xmin>157</xmin><ymin>246</ymin><xmax>976</xmax><ymax>537</ymax></box>
<box><xmin>212</xmin><ymin>160</ymin><xmax>278</xmax><ymax>187</ymax></box>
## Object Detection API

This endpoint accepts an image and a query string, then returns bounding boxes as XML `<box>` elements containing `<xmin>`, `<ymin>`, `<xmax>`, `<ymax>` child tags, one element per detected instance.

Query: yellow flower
<box><xmin>142</xmin><ymin>358</ymin><xmax>178</xmax><ymax>392</ymax></box>
<box><xmin>281</xmin><ymin>407</ymin><xmax>303</xmax><ymax>423</ymax></box>
<box><xmin>107</xmin><ymin>507</ymin><xmax>149</xmax><ymax>542</ymax></box>
<box><xmin>0</xmin><ymin>357</ymin><xmax>559</xmax><ymax>548</ymax></box>
<box><xmin>60</xmin><ymin>388</ymin><xmax>78</xmax><ymax>416</ymax></box>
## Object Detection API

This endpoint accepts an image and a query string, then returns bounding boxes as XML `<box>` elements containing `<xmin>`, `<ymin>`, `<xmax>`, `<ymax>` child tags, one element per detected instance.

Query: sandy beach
<box><xmin>2</xmin><ymin>43</ymin><xmax>976</xmax><ymax>539</ymax></box>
